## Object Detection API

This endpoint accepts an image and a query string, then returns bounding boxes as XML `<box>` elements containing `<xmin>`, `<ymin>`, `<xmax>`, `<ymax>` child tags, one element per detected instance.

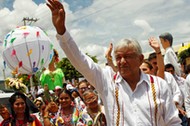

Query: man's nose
<box><xmin>121</xmin><ymin>57</ymin><xmax>127</xmax><ymax>64</ymax></box>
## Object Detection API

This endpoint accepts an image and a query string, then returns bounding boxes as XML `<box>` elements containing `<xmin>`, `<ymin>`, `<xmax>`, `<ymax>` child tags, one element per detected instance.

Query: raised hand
<box><xmin>148</xmin><ymin>37</ymin><xmax>161</xmax><ymax>53</ymax></box>
<box><xmin>46</xmin><ymin>0</ymin><xmax>66</xmax><ymax>35</ymax></box>
<box><xmin>105</xmin><ymin>43</ymin><xmax>113</xmax><ymax>58</ymax></box>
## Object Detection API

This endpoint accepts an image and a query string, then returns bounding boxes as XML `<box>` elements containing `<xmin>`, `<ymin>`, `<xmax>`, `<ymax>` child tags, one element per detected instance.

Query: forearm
<box><xmin>43</xmin><ymin>112</ymin><xmax>52</xmax><ymax>126</ymax></box>
<box><xmin>155</xmin><ymin>50</ymin><xmax>165</xmax><ymax>79</ymax></box>
<box><xmin>164</xmin><ymin>90</ymin><xmax>182</xmax><ymax>125</ymax></box>
<box><xmin>56</xmin><ymin>31</ymin><xmax>103</xmax><ymax>87</ymax></box>
<box><xmin>106</xmin><ymin>56</ymin><xmax>118</xmax><ymax>72</ymax></box>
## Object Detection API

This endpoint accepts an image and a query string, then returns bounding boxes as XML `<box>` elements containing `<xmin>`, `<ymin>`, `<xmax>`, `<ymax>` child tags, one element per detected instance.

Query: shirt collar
<box><xmin>114</xmin><ymin>71</ymin><xmax>150</xmax><ymax>86</ymax></box>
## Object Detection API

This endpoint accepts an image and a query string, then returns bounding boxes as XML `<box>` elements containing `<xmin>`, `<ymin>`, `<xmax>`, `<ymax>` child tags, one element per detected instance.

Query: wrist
<box><xmin>57</xmin><ymin>27</ymin><xmax>66</xmax><ymax>35</ymax></box>
<box><xmin>43</xmin><ymin>115</ymin><xmax>50</xmax><ymax>120</ymax></box>
<box><xmin>106</xmin><ymin>56</ymin><xmax>112</xmax><ymax>60</ymax></box>
<box><xmin>155</xmin><ymin>51</ymin><xmax>161</xmax><ymax>55</ymax></box>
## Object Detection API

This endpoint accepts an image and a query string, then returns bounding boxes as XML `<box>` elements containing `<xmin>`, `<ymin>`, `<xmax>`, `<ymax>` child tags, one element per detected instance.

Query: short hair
<box><xmin>114</xmin><ymin>38</ymin><xmax>142</xmax><ymax>55</ymax></box>
<box><xmin>77</xmin><ymin>79</ymin><xmax>88</xmax><ymax>89</ymax></box>
<box><xmin>159</xmin><ymin>32</ymin><xmax>173</xmax><ymax>46</ymax></box>
<box><xmin>148</xmin><ymin>52</ymin><xmax>156</xmax><ymax>61</ymax></box>
<box><xmin>165</xmin><ymin>63</ymin><xmax>175</xmax><ymax>71</ymax></box>
<box><xmin>143</xmin><ymin>60</ymin><xmax>153</xmax><ymax>70</ymax></box>
<box><xmin>82</xmin><ymin>90</ymin><xmax>98</xmax><ymax>99</ymax></box>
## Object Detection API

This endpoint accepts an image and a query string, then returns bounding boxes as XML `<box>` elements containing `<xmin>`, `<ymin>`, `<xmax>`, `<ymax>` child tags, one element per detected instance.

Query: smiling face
<box><xmin>13</xmin><ymin>98</ymin><xmax>26</xmax><ymax>115</ymax></box>
<box><xmin>59</xmin><ymin>92</ymin><xmax>72</xmax><ymax>108</ymax></box>
<box><xmin>83</xmin><ymin>92</ymin><xmax>98</xmax><ymax>109</ymax></box>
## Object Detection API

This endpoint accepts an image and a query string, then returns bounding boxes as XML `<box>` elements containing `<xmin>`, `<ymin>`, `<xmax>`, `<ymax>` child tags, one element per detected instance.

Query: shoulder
<box><xmin>164</xmin><ymin>72</ymin><xmax>175</xmax><ymax>82</ymax></box>
<box><xmin>185</xmin><ymin>74</ymin><xmax>190</xmax><ymax>84</ymax></box>
<box><xmin>30</xmin><ymin>114</ymin><xmax>42</xmax><ymax>126</ymax></box>
<box><xmin>186</xmin><ymin>74</ymin><xmax>190</xmax><ymax>80</ymax></box>
<box><xmin>0</xmin><ymin>118</ymin><xmax>11</xmax><ymax>126</ymax></box>
<box><xmin>149</xmin><ymin>74</ymin><xmax>169</xmax><ymax>90</ymax></box>
<box><xmin>30</xmin><ymin>114</ymin><xmax>38</xmax><ymax>120</ymax></box>
<box><xmin>165</xmin><ymin>47</ymin><xmax>174</xmax><ymax>52</ymax></box>
<box><xmin>143</xmin><ymin>74</ymin><xmax>168</xmax><ymax>89</ymax></box>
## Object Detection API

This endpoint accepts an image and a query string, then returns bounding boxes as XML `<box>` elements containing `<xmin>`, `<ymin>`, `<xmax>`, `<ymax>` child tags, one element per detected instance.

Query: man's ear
<box><xmin>140</xmin><ymin>54</ymin><xmax>144</xmax><ymax>63</ymax></box>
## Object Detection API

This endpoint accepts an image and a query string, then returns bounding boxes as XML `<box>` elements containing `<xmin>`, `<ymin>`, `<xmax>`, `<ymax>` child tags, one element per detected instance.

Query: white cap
<box><xmin>66</xmin><ymin>84</ymin><xmax>75</xmax><ymax>90</ymax></box>
<box><xmin>49</xmin><ymin>90</ymin><xmax>54</xmax><ymax>94</ymax></box>
<box><xmin>37</xmin><ymin>88</ymin><xmax>44</xmax><ymax>95</ymax></box>
<box><xmin>36</xmin><ymin>97</ymin><xmax>43</xmax><ymax>102</ymax></box>
<box><xmin>55</xmin><ymin>86</ymin><xmax>62</xmax><ymax>90</ymax></box>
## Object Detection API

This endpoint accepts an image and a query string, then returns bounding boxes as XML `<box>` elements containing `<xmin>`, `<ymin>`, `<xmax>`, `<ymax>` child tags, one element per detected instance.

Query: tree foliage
<box><xmin>56</xmin><ymin>53</ymin><xmax>98</xmax><ymax>81</ymax></box>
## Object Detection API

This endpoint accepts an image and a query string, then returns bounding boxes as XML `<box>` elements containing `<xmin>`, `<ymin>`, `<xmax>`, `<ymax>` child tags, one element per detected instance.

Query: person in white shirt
<box><xmin>159</xmin><ymin>32</ymin><xmax>181</xmax><ymax>76</ymax></box>
<box><xmin>147</xmin><ymin>37</ymin><xmax>185</xmax><ymax>125</ymax></box>
<box><xmin>148</xmin><ymin>37</ymin><xmax>182</xmax><ymax>107</ymax></box>
<box><xmin>185</xmin><ymin>64</ymin><xmax>190</xmax><ymax>124</ymax></box>
<box><xmin>165</xmin><ymin>63</ymin><xmax>188</xmax><ymax>126</ymax></box>
<box><xmin>46</xmin><ymin>0</ymin><xmax>181</xmax><ymax>125</ymax></box>
<box><xmin>148</xmin><ymin>52</ymin><xmax>183</xmax><ymax>109</ymax></box>
<box><xmin>165</xmin><ymin>63</ymin><xmax>186</xmax><ymax>103</ymax></box>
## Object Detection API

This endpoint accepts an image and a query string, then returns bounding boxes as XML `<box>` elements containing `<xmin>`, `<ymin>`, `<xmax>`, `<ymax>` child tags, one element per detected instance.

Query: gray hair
<box><xmin>114</xmin><ymin>38</ymin><xmax>142</xmax><ymax>55</ymax></box>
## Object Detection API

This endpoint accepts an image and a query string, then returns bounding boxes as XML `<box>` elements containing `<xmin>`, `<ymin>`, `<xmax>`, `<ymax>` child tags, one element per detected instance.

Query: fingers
<box><xmin>148</xmin><ymin>37</ymin><xmax>157</xmax><ymax>43</ymax></box>
<box><xmin>46</xmin><ymin>0</ymin><xmax>56</xmax><ymax>9</ymax></box>
<box><xmin>46</xmin><ymin>0</ymin><xmax>64</xmax><ymax>12</ymax></box>
<box><xmin>148</xmin><ymin>36</ymin><xmax>154</xmax><ymax>41</ymax></box>
<box><xmin>109</xmin><ymin>43</ymin><xmax>113</xmax><ymax>50</ymax></box>
<box><xmin>59</xmin><ymin>8</ymin><xmax>65</xmax><ymax>17</ymax></box>
<box><xmin>54</xmin><ymin>0</ymin><xmax>64</xmax><ymax>9</ymax></box>
<box><xmin>46</xmin><ymin>3</ymin><xmax>54</xmax><ymax>12</ymax></box>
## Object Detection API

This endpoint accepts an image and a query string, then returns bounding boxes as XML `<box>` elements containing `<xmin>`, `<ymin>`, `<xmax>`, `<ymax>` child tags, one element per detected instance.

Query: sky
<box><xmin>0</xmin><ymin>0</ymin><xmax>190</xmax><ymax>80</ymax></box>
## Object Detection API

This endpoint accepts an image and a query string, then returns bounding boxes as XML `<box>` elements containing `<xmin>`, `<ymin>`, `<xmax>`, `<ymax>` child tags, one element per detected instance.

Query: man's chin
<box><xmin>120</xmin><ymin>69</ymin><xmax>130</xmax><ymax>74</ymax></box>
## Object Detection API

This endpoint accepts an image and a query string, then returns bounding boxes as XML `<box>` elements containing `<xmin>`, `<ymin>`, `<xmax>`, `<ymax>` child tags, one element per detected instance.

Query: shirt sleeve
<box><xmin>185</xmin><ymin>75</ymin><xmax>190</xmax><ymax>118</ymax></box>
<box><xmin>157</xmin><ymin>76</ymin><xmax>182</xmax><ymax>125</ymax></box>
<box><xmin>56</xmin><ymin>31</ymin><xmax>109</xmax><ymax>93</ymax></box>
<box><xmin>164</xmin><ymin>49</ymin><xmax>181</xmax><ymax>76</ymax></box>
<box><xmin>164</xmin><ymin>72</ymin><xmax>183</xmax><ymax>106</ymax></box>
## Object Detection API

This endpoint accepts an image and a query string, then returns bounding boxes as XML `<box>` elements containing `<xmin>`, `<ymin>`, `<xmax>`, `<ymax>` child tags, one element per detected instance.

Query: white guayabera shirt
<box><xmin>56</xmin><ymin>31</ymin><xmax>181</xmax><ymax>126</ymax></box>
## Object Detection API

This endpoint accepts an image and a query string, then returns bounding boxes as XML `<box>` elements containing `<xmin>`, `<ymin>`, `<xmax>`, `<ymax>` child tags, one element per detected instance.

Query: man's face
<box><xmin>149</xmin><ymin>58</ymin><xmax>158</xmax><ymax>75</ymax></box>
<box><xmin>160</xmin><ymin>38</ymin><xmax>169</xmax><ymax>49</ymax></box>
<box><xmin>78</xmin><ymin>82</ymin><xmax>89</xmax><ymax>96</ymax></box>
<box><xmin>165</xmin><ymin>67</ymin><xmax>174</xmax><ymax>75</ymax></box>
<box><xmin>115</xmin><ymin>47</ymin><xmax>143</xmax><ymax>79</ymax></box>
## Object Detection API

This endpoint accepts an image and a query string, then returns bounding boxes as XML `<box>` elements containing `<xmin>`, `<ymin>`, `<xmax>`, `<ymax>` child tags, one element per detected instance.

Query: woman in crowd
<box><xmin>43</xmin><ymin>89</ymin><xmax>89</xmax><ymax>126</ymax></box>
<box><xmin>3</xmin><ymin>91</ymin><xmax>42</xmax><ymax>126</ymax></box>
<box><xmin>140</xmin><ymin>60</ymin><xmax>154</xmax><ymax>74</ymax></box>
<box><xmin>82</xmin><ymin>90</ymin><xmax>107</xmax><ymax>126</ymax></box>
<box><xmin>34</xmin><ymin>97</ymin><xmax>46</xmax><ymax>123</ymax></box>
<box><xmin>0</xmin><ymin>104</ymin><xmax>11</xmax><ymax>126</ymax></box>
